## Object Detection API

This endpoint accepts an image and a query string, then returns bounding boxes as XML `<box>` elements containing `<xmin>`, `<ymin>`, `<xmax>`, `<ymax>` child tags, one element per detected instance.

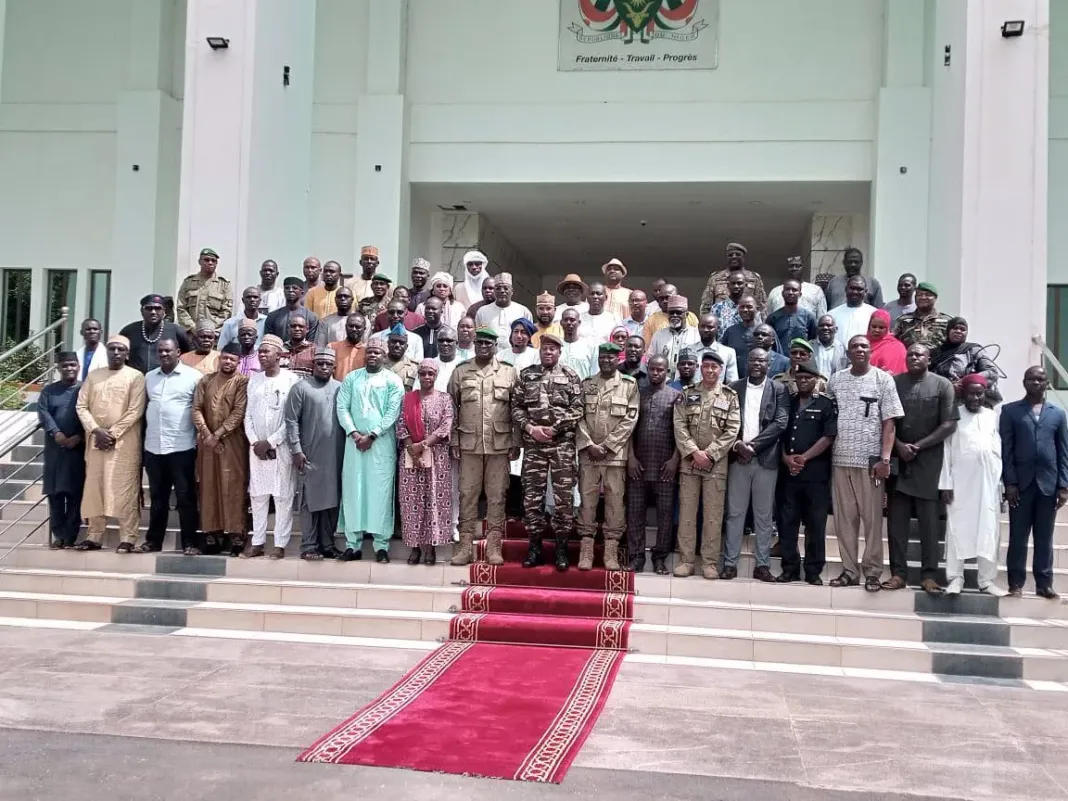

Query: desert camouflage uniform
<box><xmin>699</xmin><ymin>268</ymin><xmax>767</xmax><ymax>315</ymax></box>
<box><xmin>772</xmin><ymin>369</ymin><xmax>828</xmax><ymax>397</ymax></box>
<box><xmin>176</xmin><ymin>273</ymin><xmax>233</xmax><ymax>332</ymax></box>
<box><xmin>388</xmin><ymin>357</ymin><xmax>418</xmax><ymax>392</ymax></box>
<box><xmin>512</xmin><ymin>362</ymin><xmax>583</xmax><ymax>550</ymax></box>
<box><xmin>893</xmin><ymin>310</ymin><xmax>954</xmax><ymax>351</ymax></box>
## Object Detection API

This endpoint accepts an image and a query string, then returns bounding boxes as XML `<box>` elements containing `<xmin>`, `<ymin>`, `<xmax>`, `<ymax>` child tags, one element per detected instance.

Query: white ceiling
<box><xmin>413</xmin><ymin>181</ymin><xmax>871</xmax><ymax>280</ymax></box>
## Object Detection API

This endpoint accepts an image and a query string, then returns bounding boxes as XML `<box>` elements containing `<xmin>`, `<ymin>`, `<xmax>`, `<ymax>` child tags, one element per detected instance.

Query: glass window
<box><xmin>46</xmin><ymin>270</ymin><xmax>77</xmax><ymax>348</ymax></box>
<box><xmin>89</xmin><ymin>270</ymin><xmax>112</xmax><ymax>336</ymax></box>
<box><xmin>2</xmin><ymin>269</ymin><xmax>32</xmax><ymax>345</ymax></box>
<box><xmin>1047</xmin><ymin>285</ymin><xmax>1068</xmax><ymax>390</ymax></box>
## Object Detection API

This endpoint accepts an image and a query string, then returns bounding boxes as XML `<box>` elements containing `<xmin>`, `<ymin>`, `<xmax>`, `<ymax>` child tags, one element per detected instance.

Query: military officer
<box><xmin>381</xmin><ymin>326</ymin><xmax>418</xmax><ymax>391</ymax></box>
<box><xmin>512</xmin><ymin>333</ymin><xmax>584</xmax><ymax>572</ymax></box>
<box><xmin>576</xmin><ymin>342</ymin><xmax>640</xmax><ymax>571</ymax></box>
<box><xmin>777</xmin><ymin>361</ymin><xmax>837</xmax><ymax>584</ymax></box>
<box><xmin>672</xmin><ymin>350</ymin><xmax>741</xmax><ymax>579</ymax></box>
<box><xmin>448</xmin><ymin>327</ymin><xmax>521</xmax><ymax>566</ymax></box>
<box><xmin>772</xmin><ymin>338</ymin><xmax>828</xmax><ymax>396</ymax></box>
<box><xmin>176</xmin><ymin>247</ymin><xmax>233</xmax><ymax>333</ymax></box>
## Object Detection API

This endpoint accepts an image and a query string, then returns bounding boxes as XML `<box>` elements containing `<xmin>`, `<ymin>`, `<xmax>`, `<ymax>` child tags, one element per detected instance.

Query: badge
<box><xmin>713</xmin><ymin>397</ymin><xmax>730</xmax><ymax>411</ymax></box>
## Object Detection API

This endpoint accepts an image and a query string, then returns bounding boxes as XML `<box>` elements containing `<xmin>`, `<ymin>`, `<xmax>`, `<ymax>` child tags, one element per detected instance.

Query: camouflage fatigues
<box><xmin>576</xmin><ymin>371</ymin><xmax>639</xmax><ymax>543</ymax></box>
<box><xmin>358</xmin><ymin>297</ymin><xmax>388</xmax><ymax>319</ymax></box>
<box><xmin>772</xmin><ymin>369</ymin><xmax>828</xmax><ymax>397</ymax></box>
<box><xmin>699</xmin><ymin>268</ymin><xmax>767</xmax><ymax>315</ymax></box>
<box><xmin>672</xmin><ymin>382</ymin><xmax>741</xmax><ymax>572</ymax></box>
<box><xmin>176</xmin><ymin>273</ymin><xmax>233</xmax><ymax>332</ymax></box>
<box><xmin>388</xmin><ymin>357</ymin><xmax>418</xmax><ymax>392</ymax></box>
<box><xmin>512</xmin><ymin>363</ymin><xmax>583</xmax><ymax>540</ymax></box>
<box><xmin>893</xmin><ymin>310</ymin><xmax>953</xmax><ymax>351</ymax></box>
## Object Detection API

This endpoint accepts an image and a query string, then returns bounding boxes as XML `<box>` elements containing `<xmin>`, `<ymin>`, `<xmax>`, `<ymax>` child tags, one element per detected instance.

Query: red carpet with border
<box><xmin>297</xmin><ymin>523</ymin><xmax>631</xmax><ymax>783</ymax></box>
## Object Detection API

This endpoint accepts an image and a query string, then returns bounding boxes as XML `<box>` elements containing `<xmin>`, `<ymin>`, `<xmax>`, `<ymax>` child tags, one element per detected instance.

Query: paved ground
<box><xmin>1</xmin><ymin>624</ymin><xmax>1068</xmax><ymax>799</ymax></box>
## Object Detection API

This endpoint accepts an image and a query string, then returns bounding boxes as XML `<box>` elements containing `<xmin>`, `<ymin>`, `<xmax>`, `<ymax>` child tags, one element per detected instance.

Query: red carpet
<box><xmin>298</xmin><ymin>523</ymin><xmax>630</xmax><ymax>783</ymax></box>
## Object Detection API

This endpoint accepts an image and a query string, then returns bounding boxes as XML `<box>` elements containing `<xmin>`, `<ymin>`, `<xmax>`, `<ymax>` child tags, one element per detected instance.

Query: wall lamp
<box><xmin>1001</xmin><ymin>20</ymin><xmax>1025</xmax><ymax>38</ymax></box>
<box><xmin>206</xmin><ymin>36</ymin><xmax>230</xmax><ymax>50</ymax></box>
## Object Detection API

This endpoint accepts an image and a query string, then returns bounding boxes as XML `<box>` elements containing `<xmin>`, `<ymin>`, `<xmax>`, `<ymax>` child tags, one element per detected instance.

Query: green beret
<box><xmin>474</xmin><ymin>327</ymin><xmax>498</xmax><ymax>341</ymax></box>
<box><xmin>199</xmin><ymin>247</ymin><xmax>219</xmax><ymax>258</ymax></box>
<box><xmin>789</xmin><ymin>338</ymin><xmax>814</xmax><ymax>354</ymax></box>
<box><xmin>371</xmin><ymin>273</ymin><xmax>392</xmax><ymax>283</ymax></box>
<box><xmin>916</xmin><ymin>281</ymin><xmax>938</xmax><ymax>296</ymax></box>
<box><xmin>598</xmin><ymin>342</ymin><xmax>622</xmax><ymax>354</ymax></box>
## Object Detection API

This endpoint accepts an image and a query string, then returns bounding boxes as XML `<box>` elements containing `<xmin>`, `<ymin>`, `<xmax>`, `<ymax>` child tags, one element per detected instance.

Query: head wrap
<box><xmin>701</xmin><ymin>349</ymin><xmax>724</xmax><ymax>365</ymax></box>
<box><xmin>474</xmin><ymin>326</ymin><xmax>498</xmax><ymax>342</ymax></box>
<box><xmin>496</xmin><ymin>272</ymin><xmax>513</xmax><ymax>287</ymax></box>
<box><xmin>283</xmin><ymin>276</ymin><xmax>305</xmax><ymax>288</ymax></box>
<box><xmin>539</xmin><ymin>333</ymin><xmax>563</xmax><ymax>348</ymax></box>
<box><xmin>868</xmin><ymin>308</ymin><xmax>892</xmax><ymax>337</ymax></box>
<box><xmin>56</xmin><ymin>350</ymin><xmax>78</xmax><ymax>363</ymax></box>
<box><xmin>961</xmin><ymin>373</ymin><xmax>989</xmax><ymax>388</ymax></box>
<box><xmin>665</xmin><ymin>295</ymin><xmax>689</xmax><ymax>312</ymax></box>
<box><xmin>429</xmin><ymin>271</ymin><xmax>454</xmax><ymax>291</ymax></box>
<box><xmin>536</xmin><ymin>291</ymin><xmax>556</xmax><ymax>306</ymax></box>
<box><xmin>107</xmin><ymin>334</ymin><xmax>131</xmax><ymax>348</ymax></box>
<box><xmin>238</xmin><ymin>317</ymin><xmax>259</xmax><ymax>331</ymax></box>
<box><xmin>461</xmin><ymin>251</ymin><xmax>490</xmax><ymax>301</ymax></box>
<box><xmin>388</xmin><ymin>323</ymin><xmax>407</xmax><ymax>339</ymax></box>
<box><xmin>418</xmin><ymin>358</ymin><xmax>439</xmax><ymax>375</ymax></box>
<box><xmin>260</xmin><ymin>334</ymin><xmax>284</xmax><ymax>352</ymax></box>
<box><xmin>598</xmin><ymin>342</ymin><xmax>622</xmax><ymax>354</ymax></box>
<box><xmin>140</xmin><ymin>294</ymin><xmax>165</xmax><ymax>307</ymax></box>
<box><xmin>726</xmin><ymin>242</ymin><xmax>748</xmax><ymax>255</ymax></box>
<box><xmin>946</xmin><ymin>316</ymin><xmax>968</xmax><ymax>332</ymax></box>
<box><xmin>313</xmin><ymin>347</ymin><xmax>336</xmax><ymax>364</ymax></box>
<box><xmin>510</xmin><ymin>318</ymin><xmax>535</xmax><ymax>336</ymax></box>
<box><xmin>610</xmin><ymin>325</ymin><xmax>629</xmax><ymax>341</ymax></box>
<box><xmin>194</xmin><ymin>319</ymin><xmax>216</xmax><ymax>333</ymax></box>
<box><xmin>789</xmin><ymin>338</ymin><xmax>814</xmax><ymax>354</ymax></box>
<box><xmin>411</xmin><ymin>257</ymin><xmax>431</xmax><ymax>271</ymax></box>
<box><xmin>556</xmin><ymin>274</ymin><xmax>589</xmax><ymax>296</ymax></box>
<box><xmin>371</xmin><ymin>273</ymin><xmax>392</xmax><ymax>283</ymax></box>
<box><xmin>677</xmin><ymin>347</ymin><xmax>697</xmax><ymax>363</ymax></box>
<box><xmin>199</xmin><ymin>248</ymin><xmax>219</xmax><ymax>258</ymax></box>
<box><xmin>866</xmin><ymin>309</ymin><xmax>906</xmax><ymax>373</ymax></box>
<box><xmin>462</xmin><ymin>250</ymin><xmax>487</xmax><ymax>266</ymax></box>
<box><xmin>601</xmin><ymin>258</ymin><xmax>627</xmax><ymax>277</ymax></box>
<box><xmin>916</xmin><ymin>281</ymin><xmax>938</xmax><ymax>296</ymax></box>
<box><xmin>220</xmin><ymin>343</ymin><xmax>242</xmax><ymax>356</ymax></box>
<box><xmin>360</xmin><ymin>245</ymin><xmax>379</xmax><ymax>257</ymax></box>
<box><xmin>794</xmin><ymin>361</ymin><xmax>822</xmax><ymax>378</ymax></box>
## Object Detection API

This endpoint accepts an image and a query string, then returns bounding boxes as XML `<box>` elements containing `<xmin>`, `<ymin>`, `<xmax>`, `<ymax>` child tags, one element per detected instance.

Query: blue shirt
<box><xmin>765</xmin><ymin>307</ymin><xmax>817</xmax><ymax>354</ymax></box>
<box><xmin>144</xmin><ymin>363</ymin><xmax>202</xmax><ymax>455</ymax></box>
<box><xmin>218</xmin><ymin>313</ymin><xmax>266</xmax><ymax>350</ymax></box>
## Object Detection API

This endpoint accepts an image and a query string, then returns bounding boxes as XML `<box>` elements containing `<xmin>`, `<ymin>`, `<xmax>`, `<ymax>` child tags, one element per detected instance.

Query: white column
<box><xmin>352</xmin><ymin>0</ymin><xmax>409</xmax><ymax>282</ymax></box>
<box><xmin>176</xmin><ymin>0</ymin><xmax>316</xmax><ymax>295</ymax></box>
<box><xmin>0</xmin><ymin>0</ymin><xmax>7</xmax><ymax>103</ymax></box>
<box><xmin>927</xmin><ymin>0</ymin><xmax>1048</xmax><ymax>388</ymax></box>
<box><xmin>869</xmin><ymin>0</ymin><xmax>931</xmax><ymax>292</ymax></box>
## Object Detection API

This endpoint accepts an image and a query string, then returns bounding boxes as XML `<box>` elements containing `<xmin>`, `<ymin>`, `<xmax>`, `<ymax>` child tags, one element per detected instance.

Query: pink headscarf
<box><xmin>610</xmin><ymin>325</ymin><xmax>629</xmax><ymax>363</ymax></box>
<box><xmin>867</xmin><ymin>309</ymin><xmax>906</xmax><ymax>374</ymax></box>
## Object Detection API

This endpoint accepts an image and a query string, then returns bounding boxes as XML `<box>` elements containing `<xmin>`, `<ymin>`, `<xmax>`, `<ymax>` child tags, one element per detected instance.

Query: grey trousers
<box><xmin>300</xmin><ymin>492</ymin><xmax>339</xmax><ymax>555</ymax></box>
<box><xmin>724</xmin><ymin>459</ymin><xmax>778</xmax><ymax>568</ymax></box>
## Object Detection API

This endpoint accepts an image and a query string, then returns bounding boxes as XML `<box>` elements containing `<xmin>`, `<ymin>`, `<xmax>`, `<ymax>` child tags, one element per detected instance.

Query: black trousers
<box><xmin>143</xmin><ymin>449</ymin><xmax>200</xmax><ymax>550</ymax></box>
<box><xmin>887</xmin><ymin>489</ymin><xmax>941</xmax><ymax>581</ymax></box>
<box><xmin>778</xmin><ymin>478</ymin><xmax>829</xmax><ymax>579</ymax></box>
<box><xmin>1007</xmin><ymin>483</ymin><xmax>1056</xmax><ymax>591</ymax></box>
<box><xmin>48</xmin><ymin>491</ymin><xmax>83</xmax><ymax>545</ymax></box>
<box><xmin>626</xmin><ymin>479</ymin><xmax>675</xmax><ymax>565</ymax></box>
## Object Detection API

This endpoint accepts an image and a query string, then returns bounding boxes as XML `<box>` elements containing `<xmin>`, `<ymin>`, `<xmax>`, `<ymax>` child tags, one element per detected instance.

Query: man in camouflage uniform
<box><xmin>177</xmin><ymin>247</ymin><xmax>233</xmax><ymax>333</ymax></box>
<box><xmin>673</xmin><ymin>350</ymin><xmax>741</xmax><ymax>579</ymax></box>
<box><xmin>893</xmin><ymin>281</ymin><xmax>953</xmax><ymax>350</ymax></box>
<box><xmin>512</xmin><ymin>333</ymin><xmax>584</xmax><ymax>572</ymax></box>
<box><xmin>699</xmin><ymin>242</ymin><xmax>767</xmax><ymax>315</ymax></box>
<box><xmin>773</xmin><ymin>338</ymin><xmax>828</xmax><ymax>396</ymax></box>
<box><xmin>382</xmin><ymin>325</ymin><xmax>418</xmax><ymax>391</ymax></box>
<box><xmin>448</xmin><ymin>327</ymin><xmax>520</xmax><ymax>566</ymax></box>
<box><xmin>576</xmin><ymin>342</ymin><xmax>640</xmax><ymax>571</ymax></box>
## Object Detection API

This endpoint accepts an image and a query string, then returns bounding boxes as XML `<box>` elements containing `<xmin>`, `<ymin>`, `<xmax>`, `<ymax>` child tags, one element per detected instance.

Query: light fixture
<box><xmin>1001</xmin><ymin>20</ymin><xmax>1025</xmax><ymax>38</ymax></box>
<box><xmin>206</xmin><ymin>36</ymin><xmax>230</xmax><ymax>50</ymax></box>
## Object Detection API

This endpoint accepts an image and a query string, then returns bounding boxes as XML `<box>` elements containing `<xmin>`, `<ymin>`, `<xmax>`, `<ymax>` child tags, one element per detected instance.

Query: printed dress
<box><xmin>396</xmin><ymin>390</ymin><xmax>454</xmax><ymax>547</ymax></box>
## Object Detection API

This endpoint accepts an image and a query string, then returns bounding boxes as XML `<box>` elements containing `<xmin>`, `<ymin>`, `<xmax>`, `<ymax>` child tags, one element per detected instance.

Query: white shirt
<box><xmin>648</xmin><ymin>326</ymin><xmax>702</xmax><ymax>379</ymax></box>
<box><xmin>258</xmin><ymin>286</ymin><xmax>286</xmax><ymax>314</ymax></box>
<box><xmin>742</xmin><ymin>378</ymin><xmax>766</xmax><ymax>443</ymax></box>
<box><xmin>244</xmin><ymin>369</ymin><xmax>301</xmax><ymax>498</ymax></box>
<box><xmin>432</xmin><ymin>357</ymin><xmax>460</xmax><ymax>393</ymax></box>
<box><xmin>578</xmin><ymin>309</ymin><xmax>622</xmax><ymax>345</ymax></box>
<box><xmin>76</xmin><ymin>343</ymin><xmax>108</xmax><ymax>380</ymax></box>
<box><xmin>766</xmin><ymin>282</ymin><xmax>828</xmax><ymax>319</ymax></box>
<box><xmin>553</xmin><ymin>302</ymin><xmax>589</xmax><ymax>322</ymax></box>
<box><xmin>829</xmin><ymin>303</ymin><xmax>876</xmax><ymax>348</ymax></box>
<box><xmin>474</xmin><ymin>302</ymin><xmax>533</xmax><ymax>350</ymax></box>
<box><xmin>498</xmin><ymin>347</ymin><xmax>540</xmax><ymax>372</ymax></box>
<box><xmin>560</xmin><ymin>339</ymin><xmax>598</xmax><ymax>380</ymax></box>
<box><xmin>144</xmin><ymin>363</ymin><xmax>202</xmax><ymax>455</ymax></box>
<box><xmin>696</xmin><ymin>341</ymin><xmax>739</xmax><ymax>384</ymax></box>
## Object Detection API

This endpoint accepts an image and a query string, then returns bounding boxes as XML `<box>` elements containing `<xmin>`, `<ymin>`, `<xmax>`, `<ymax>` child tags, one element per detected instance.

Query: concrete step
<box><xmin>0</xmin><ymin>461</ymin><xmax>42</xmax><ymax>480</ymax></box>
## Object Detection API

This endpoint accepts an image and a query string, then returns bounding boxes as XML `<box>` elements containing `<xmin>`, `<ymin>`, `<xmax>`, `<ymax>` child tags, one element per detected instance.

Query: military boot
<box><xmin>521</xmin><ymin>536</ymin><xmax>543</xmax><ymax>568</ymax></box>
<box><xmin>673</xmin><ymin>561</ymin><xmax>695</xmax><ymax>578</ymax></box>
<box><xmin>484</xmin><ymin>528</ymin><xmax>505</xmax><ymax>566</ymax></box>
<box><xmin>554</xmin><ymin>532</ymin><xmax>570</xmax><ymax>572</ymax></box>
<box><xmin>603</xmin><ymin>538</ymin><xmax>621</xmax><ymax>572</ymax></box>
<box><xmin>449</xmin><ymin>530</ymin><xmax>474</xmax><ymax>566</ymax></box>
<box><xmin>577</xmin><ymin>537</ymin><xmax>595</xmax><ymax>571</ymax></box>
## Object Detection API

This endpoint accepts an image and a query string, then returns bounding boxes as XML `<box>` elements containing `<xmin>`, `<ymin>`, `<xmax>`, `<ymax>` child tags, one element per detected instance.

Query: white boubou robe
<box><xmin>939</xmin><ymin>406</ymin><xmax>1002</xmax><ymax>569</ymax></box>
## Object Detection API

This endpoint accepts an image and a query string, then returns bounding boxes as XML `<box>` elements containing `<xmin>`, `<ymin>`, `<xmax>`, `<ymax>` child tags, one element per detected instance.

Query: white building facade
<box><xmin>0</xmin><ymin>0</ymin><xmax>1059</xmax><ymax>389</ymax></box>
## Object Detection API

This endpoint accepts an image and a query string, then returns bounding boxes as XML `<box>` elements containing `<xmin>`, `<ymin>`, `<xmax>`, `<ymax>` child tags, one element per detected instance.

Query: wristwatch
<box><xmin>881</xmin><ymin>457</ymin><xmax>891</xmax><ymax>465</ymax></box>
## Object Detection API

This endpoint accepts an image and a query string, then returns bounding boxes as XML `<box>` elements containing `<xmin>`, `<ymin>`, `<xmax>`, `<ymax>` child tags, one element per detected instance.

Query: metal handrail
<box><xmin>0</xmin><ymin>306</ymin><xmax>69</xmax><ymax>364</ymax></box>
<box><xmin>1033</xmin><ymin>335</ymin><xmax>1068</xmax><ymax>406</ymax></box>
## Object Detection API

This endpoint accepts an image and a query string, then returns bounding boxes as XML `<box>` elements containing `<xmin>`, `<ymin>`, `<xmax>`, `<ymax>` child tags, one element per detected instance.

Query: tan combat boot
<box><xmin>603</xmin><ymin>539</ymin><xmax>621</xmax><ymax>572</ymax></box>
<box><xmin>484</xmin><ymin>529</ymin><xmax>505</xmax><ymax>566</ymax></box>
<box><xmin>673</xmin><ymin>561</ymin><xmax>695</xmax><ymax>578</ymax></box>
<box><xmin>577</xmin><ymin>537</ymin><xmax>595</xmax><ymax>571</ymax></box>
<box><xmin>450</xmin><ymin>531</ymin><xmax>474</xmax><ymax>566</ymax></box>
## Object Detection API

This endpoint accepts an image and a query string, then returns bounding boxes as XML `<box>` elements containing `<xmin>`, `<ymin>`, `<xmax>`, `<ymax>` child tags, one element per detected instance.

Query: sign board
<box><xmin>558</xmin><ymin>0</ymin><xmax>719</xmax><ymax>72</ymax></box>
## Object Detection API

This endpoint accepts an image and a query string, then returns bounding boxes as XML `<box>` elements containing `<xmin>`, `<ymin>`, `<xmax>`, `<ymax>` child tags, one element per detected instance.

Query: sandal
<box><xmin>139</xmin><ymin>542</ymin><xmax>161</xmax><ymax>553</ymax></box>
<box><xmin>407</xmin><ymin>547</ymin><xmax>422</xmax><ymax>565</ymax></box>
<box><xmin>423</xmin><ymin>546</ymin><xmax>436</xmax><ymax>566</ymax></box>
<box><xmin>182</xmin><ymin>547</ymin><xmax>202</xmax><ymax>556</ymax></box>
<box><xmin>115</xmin><ymin>542</ymin><xmax>134</xmax><ymax>554</ymax></box>
<box><xmin>881</xmin><ymin>576</ymin><xmax>907</xmax><ymax>590</ymax></box>
<box><xmin>72</xmin><ymin>540</ymin><xmax>101</xmax><ymax>551</ymax></box>
<box><xmin>829</xmin><ymin>573</ymin><xmax>858</xmax><ymax>587</ymax></box>
<box><xmin>864</xmin><ymin>576</ymin><xmax>881</xmax><ymax>593</ymax></box>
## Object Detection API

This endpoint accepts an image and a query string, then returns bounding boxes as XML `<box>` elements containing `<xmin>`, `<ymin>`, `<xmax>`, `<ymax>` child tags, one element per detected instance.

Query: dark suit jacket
<box><xmin>1000</xmin><ymin>399</ymin><xmax>1068</xmax><ymax>496</ymax></box>
<box><xmin>729</xmin><ymin>378</ymin><xmax>790</xmax><ymax>469</ymax></box>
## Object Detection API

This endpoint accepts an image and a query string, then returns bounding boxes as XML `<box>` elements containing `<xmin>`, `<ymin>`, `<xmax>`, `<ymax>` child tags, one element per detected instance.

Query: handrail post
<box><xmin>59</xmin><ymin>305</ymin><xmax>69</xmax><ymax>353</ymax></box>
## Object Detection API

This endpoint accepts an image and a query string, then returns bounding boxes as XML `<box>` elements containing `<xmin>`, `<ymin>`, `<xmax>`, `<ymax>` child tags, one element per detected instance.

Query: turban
<box><xmin>701</xmin><ymin>349</ymin><xmax>724</xmax><ymax>365</ymax></box>
<box><xmin>474</xmin><ymin>327</ymin><xmax>498</xmax><ymax>342</ymax></box>
<box><xmin>56</xmin><ymin>350</ymin><xmax>78</xmax><ymax>363</ymax></box>
<box><xmin>665</xmin><ymin>295</ymin><xmax>689</xmax><ymax>312</ymax></box>
<box><xmin>238</xmin><ymin>317</ymin><xmax>259</xmax><ymax>331</ymax></box>
<box><xmin>283</xmin><ymin>277</ymin><xmax>305</xmax><ymax>288</ymax></box>
<box><xmin>388</xmin><ymin>323</ymin><xmax>407</xmax><ymax>339</ymax></box>
<box><xmin>194</xmin><ymin>319</ymin><xmax>216</xmax><ymax>333</ymax></box>
<box><xmin>601</xmin><ymin>258</ymin><xmax>627</xmax><ymax>277</ymax></box>
<box><xmin>789</xmin><ymin>338</ymin><xmax>814</xmax><ymax>354</ymax></box>
<box><xmin>199</xmin><ymin>248</ymin><xmax>219</xmax><ymax>258</ymax></box>
<box><xmin>462</xmin><ymin>250</ymin><xmax>487</xmax><ymax>265</ymax></box>
<box><xmin>360</xmin><ymin>245</ymin><xmax>379</xmax><ymax>257</ymax></box>
<box><xmin>510</xmin><ymin>318</ymin><xmax>536</xmax><ymax>336</ymax></box>
<box><xmin>961</xmin><ymin>373</ymin><xmax>988</xmax><ymax>388</ymax></box>
<box><xmin>916</xmin><ymin>281</ymin><xmax>938</xmax><ymax>296</ymax></box>
<box><xmin>140</xmin><ymin>294</ymin><xmax>165</xmax><ymax>307</ymax></box>
<box><xmin>220</xmin><ymin>343</ymin><xmax>242</xmax><ymax>356</ymax></box>
<box><xmin>371</xmin><ymin>273</ymin><xmax>392</xmax><ymax>283</ymax></box>
<box><xmin>260</xmin><ymin>334</ymin><xmax>284</xmax><ymax>352</ymax></box>
<box><xmin>598</xmin><ymin>342</ymin><xmax>622</xmax><ymax>354</ymax></box>
<box><xmin>496</xmin><ymin>272</ymin><xmax>513</xmax><ymax>287</ymax></box>
<box><xmin>411</xmin><ymin>257</ymin><xmax>431</xmax><ymax>271</ymax></box>
<box><xmin>539</xmin><ymin>333</ymin><xmax>563</xmax><ymax>348</ymax></box>
<box><xmin>536</xmin><ymin>291</ymin><xmax>556</xmax><ymax>306</ymax></box>
<box><xmin>418</xmin><ymin>358</ymin><xmax>439</xmax><ymax>375</ymax></box>
<box><xmin>313</xmin><ymin>347</ymin><xmax>336</xmax><ymax>363</ymax></box>
<box><xmin>428</xmin><ymin>271</ymin><xmax>454</xmax><ymax>289</ymax></box>
<box><xmin>107</xmin><ymin>334</ymin><xmax>130</xmax><ymax>348</ymax></box>
<box><xmin>726</xmin><ymin>242</ymin><xmax>748</xmax><ymax>255</ymax></box>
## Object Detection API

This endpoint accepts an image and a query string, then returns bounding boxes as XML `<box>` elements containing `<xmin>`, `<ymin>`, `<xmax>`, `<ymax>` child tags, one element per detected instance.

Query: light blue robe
<box><xmin>336</xmin><ymin>367</ymin><xmax>404</xmax><ymax>550</ymax></box>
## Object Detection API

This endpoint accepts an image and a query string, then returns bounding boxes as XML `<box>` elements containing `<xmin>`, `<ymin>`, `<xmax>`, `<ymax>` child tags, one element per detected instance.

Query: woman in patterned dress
<box><xmin>397</xmin><ymin>359</ymin><xmax>455</xmax><ymax>565</ymax></box>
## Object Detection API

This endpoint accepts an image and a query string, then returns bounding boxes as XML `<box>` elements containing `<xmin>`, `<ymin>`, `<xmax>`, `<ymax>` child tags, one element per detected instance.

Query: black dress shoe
<box><xmin>1036</xmin><ymin>586</ymin><xmax>1060</xmax><ymax>599</ymax></box>
<box><xmin>320</xmin><ymin>548</ymin><xmax>341</xmax><ymax>560</ymax></box>
<box><xmin>407</xmin><ymin>547</ymin><xmax>422</xmax><ymax>565</ymax></box>
<box><xmin>721</xmin><ymin>566</ymin><xmax>738</xmax><ymax>580</ymax></box>
<box><xmin>376</xmin><ymin>549</ymin><xmax>390</xmax><ymax>564</ymax></box>
<box><xmin>775</xmin><ymin>572</ymin><xmax>800</xmax><ymax>583</ymax></box>
<box><xmin>753</xmin><ymin>566</ymin><xmax>774</xmax><ymax>583</ymax></box>
<box><xmin>339</xmin><ymin>548</ymin><xmax>361</xmax><ymax>562</ymax></box>
<box><xmin>1008</xmin><ymin>585</ymin><xmax>1024</xmax><ymax>598</ymax></box>
<box><xmin>653</xmin><ymin>558</ymin><xmax>669</xmax><ymax>576</ymax></box>
<box><xmin>805</xmin><ymin>575</ymin><xmax>823</xmax><ymax>586</ymax></box>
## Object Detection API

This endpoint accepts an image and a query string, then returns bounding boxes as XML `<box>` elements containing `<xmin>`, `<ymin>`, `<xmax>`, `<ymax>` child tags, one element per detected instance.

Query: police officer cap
<box><xmin>701</xmin><ymin>350</ymin><xmax>724</xmax><ymax>366</ymax></box>
<box><xmin>794</xmin><ymin>361</ymin><xmax>823</xmax><ymax>378</ymax></box>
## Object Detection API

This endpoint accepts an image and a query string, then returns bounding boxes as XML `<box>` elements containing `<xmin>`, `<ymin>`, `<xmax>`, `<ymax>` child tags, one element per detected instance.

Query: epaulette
<box><xmin>618</xmin><ymin>372</ymin><xmax>636</xmax><ymax>383</ymax></box>
<box><xmin>719</xmin><ymin>383</ymin><xmax>738</xmax><ymax>396</ymax></box>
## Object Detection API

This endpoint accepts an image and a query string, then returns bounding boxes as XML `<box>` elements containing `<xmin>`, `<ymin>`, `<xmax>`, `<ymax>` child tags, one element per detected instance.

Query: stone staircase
<box><xmin>3</xmin><ymin>430</ymin><xmax>1068</xmax><ymax>684</ymax></box>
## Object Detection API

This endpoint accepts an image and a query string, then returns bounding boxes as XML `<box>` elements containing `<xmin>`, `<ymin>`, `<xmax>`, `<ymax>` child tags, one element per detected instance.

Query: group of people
<box><xmin>36</xmin><ymin>243</ymin><xmax>1066</xmax><ymax>598</ymax></box>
